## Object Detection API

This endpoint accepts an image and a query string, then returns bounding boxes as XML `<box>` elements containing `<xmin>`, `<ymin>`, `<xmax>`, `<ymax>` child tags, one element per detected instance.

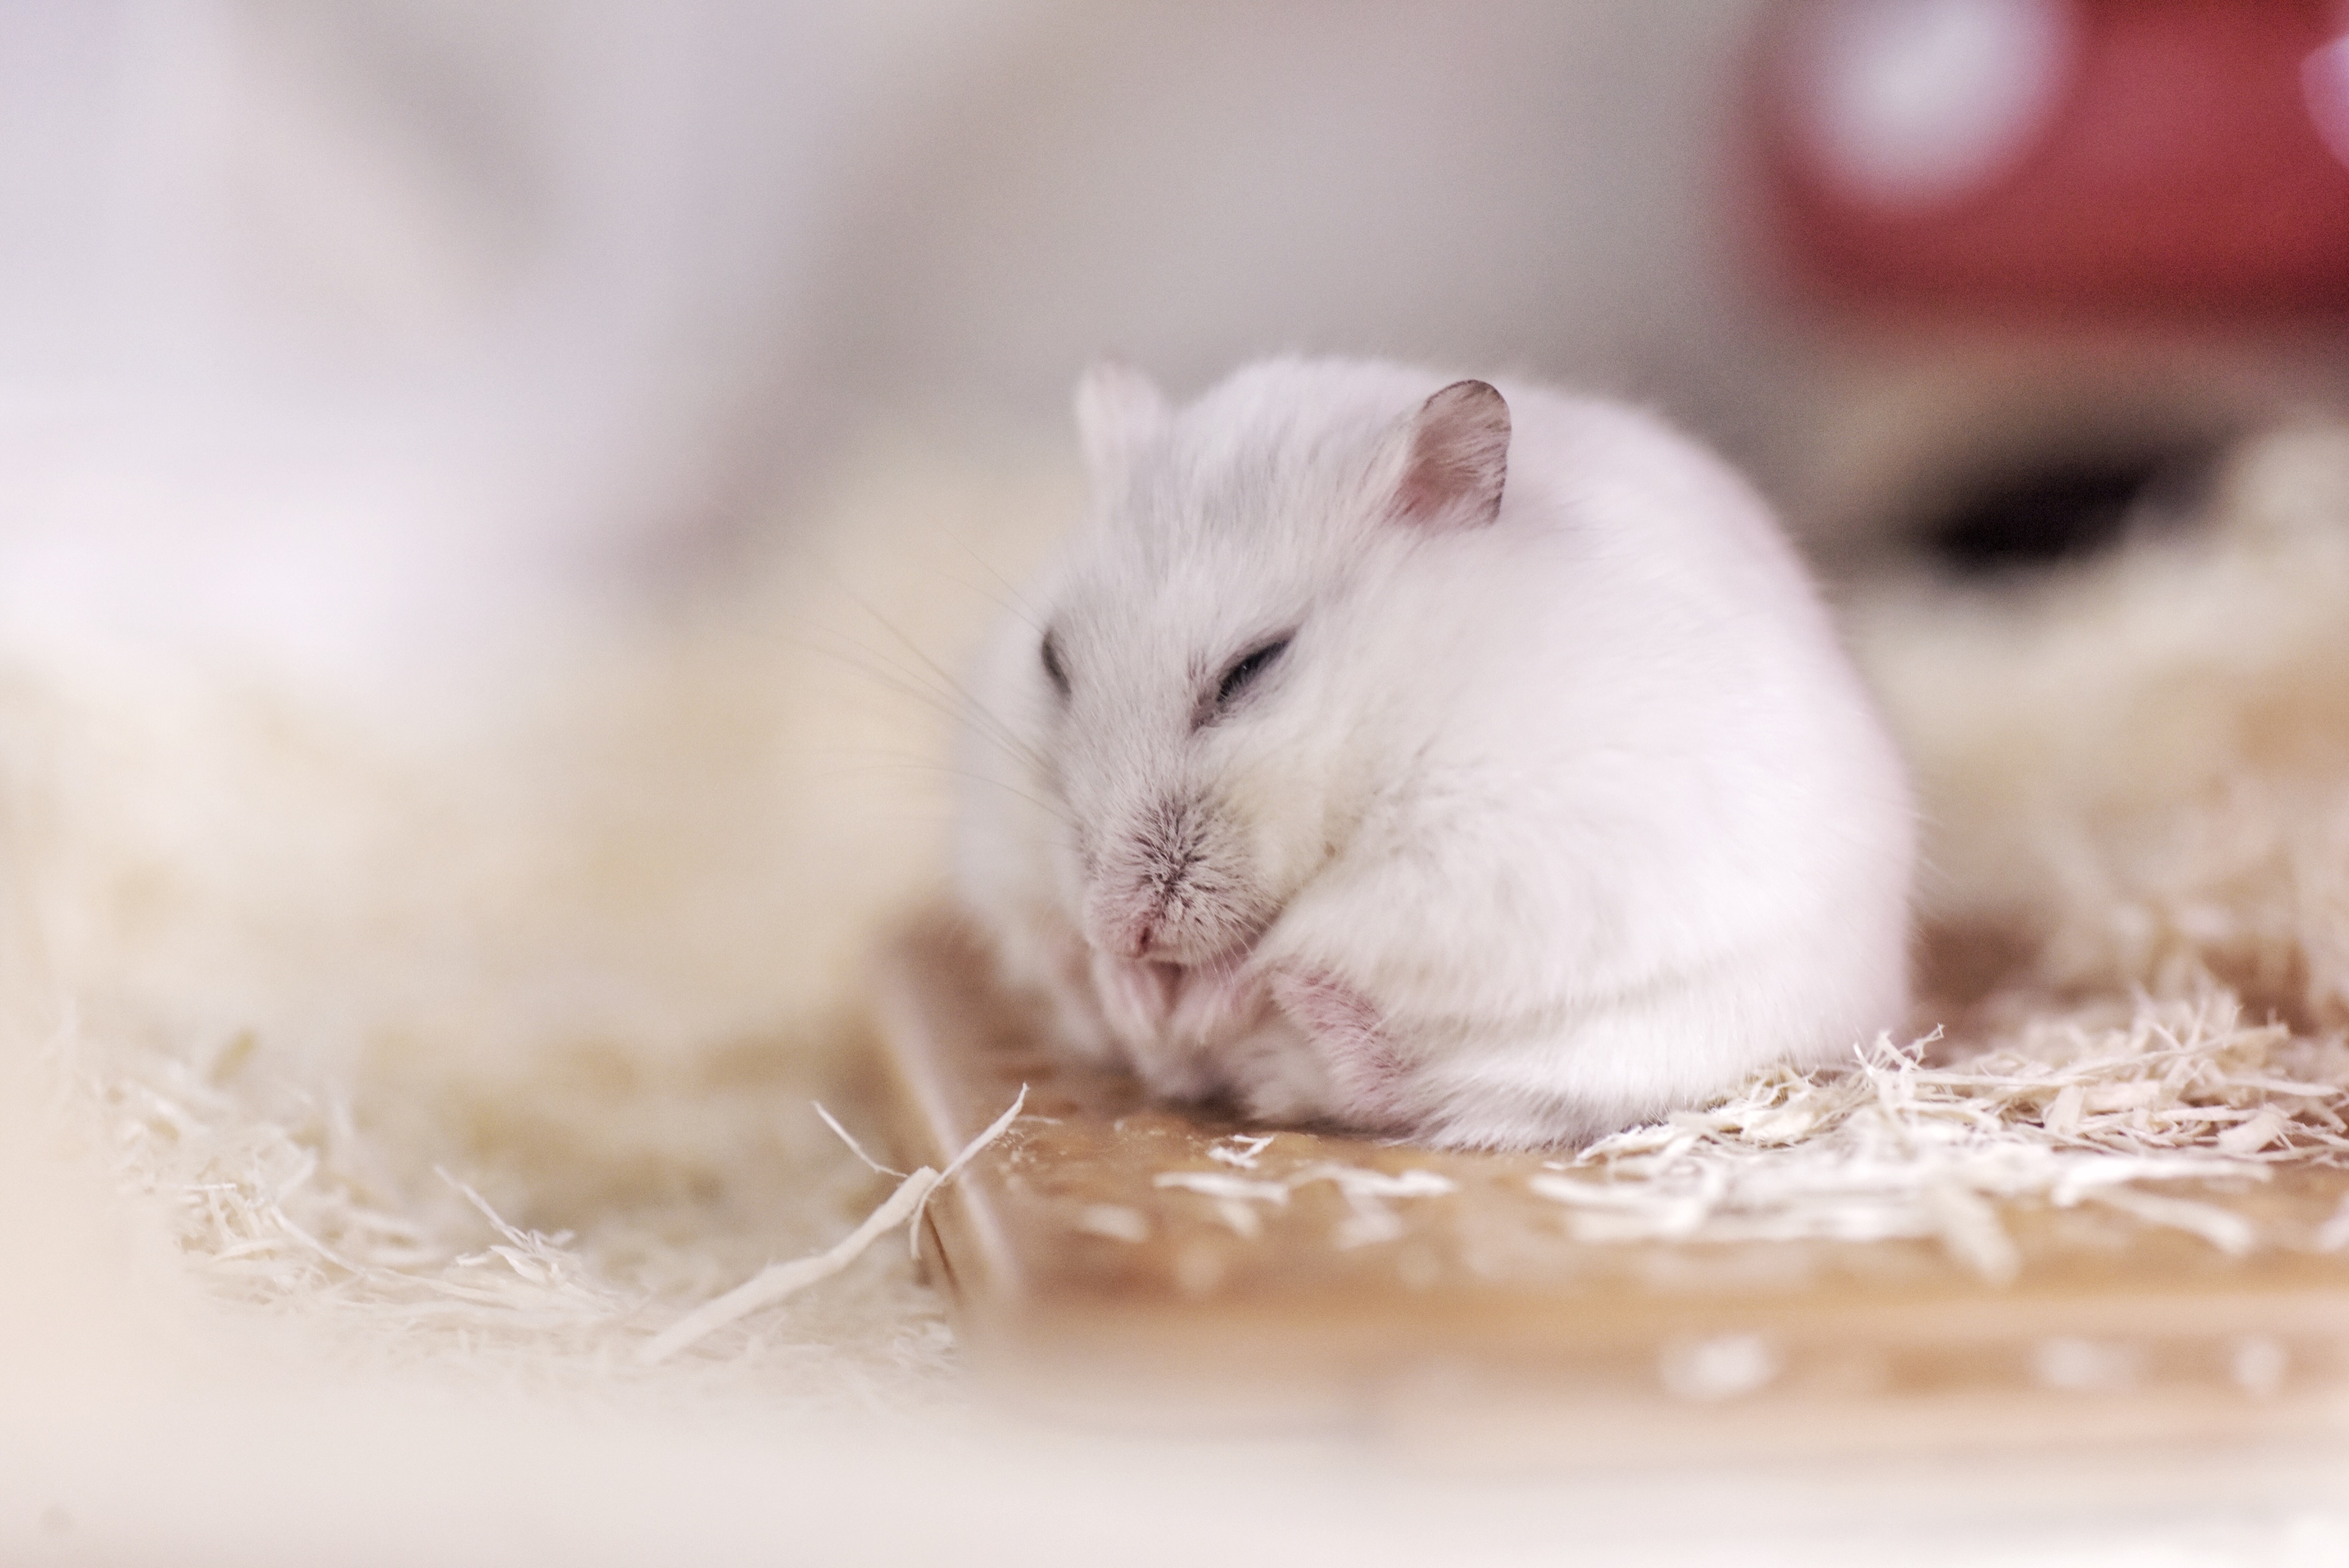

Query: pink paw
<box><xmin>1092</xmin><ymin>951</ymin><xmax>1179</xmax><ymax>1045</ymax></box>
<box><xmin>1166</xmin><ymin>959</ymin><xmax>1267</xmax><ymax>1044</ymax></box>
<box><xmin>1269</xmin><ymin>969</ymin><xmax>1408</xmax><ymax>1126</ymax></box>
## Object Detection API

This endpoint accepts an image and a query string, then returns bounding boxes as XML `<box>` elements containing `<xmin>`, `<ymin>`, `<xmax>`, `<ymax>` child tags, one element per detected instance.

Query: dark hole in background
<box><xmin>1921</xmin><ymin>444</ymin><xmax>2220</xmax><ymax>576</ymax></box>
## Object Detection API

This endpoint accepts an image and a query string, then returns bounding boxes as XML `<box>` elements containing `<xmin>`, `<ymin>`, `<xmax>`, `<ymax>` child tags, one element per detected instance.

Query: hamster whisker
<box><xmin>807</xmin><ymin>639</ymin><xmax>995</xmax><ymax>744</ymax></box>
<box><xmin>854</xmin><ymin>761</ymin><xmax>1076</xmax><ymax>830</ymax></box>
<box><xmin>834</xmin><ymin>590</ymin><xmax>1054</xmax><ymax>778</ymax></box>
<box><xmin>941</xmin><ymin>539</ymin><xmax>1049</xmax><ymax>633</ymax></box>
<box><xmin>806</xmin><ymin>631</ymin><xmax>1049</xmax><ymax>779</ymax></box>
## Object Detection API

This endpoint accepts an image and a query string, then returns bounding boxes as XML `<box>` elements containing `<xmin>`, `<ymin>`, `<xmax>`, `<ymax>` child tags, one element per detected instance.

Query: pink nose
<box><xmin>1115</xmin><ymin>912</ymin><xmax>1157</xmax><ymax>960</ymax></box>
<box><xmin>1090</xmin><ymin>898</ymin><xmax>1166</xmax><ymax>961</ymax></box>
<box><xmin>1086</xmin><ymin>879</ymin><xmax>1174</xmax><ymax>962</ymax></box>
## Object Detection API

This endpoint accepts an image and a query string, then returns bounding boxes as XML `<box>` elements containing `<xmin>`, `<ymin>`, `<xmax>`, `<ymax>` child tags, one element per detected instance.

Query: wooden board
<box><xmin>872</xmin><ymin>913</ymin><xmax>2349</xmax><ymax>1460</ymax></box>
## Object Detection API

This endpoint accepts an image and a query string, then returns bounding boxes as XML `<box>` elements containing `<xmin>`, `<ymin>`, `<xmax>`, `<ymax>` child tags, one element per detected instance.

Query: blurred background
<box><xmin>0</xmin><ymin>0</ymin><xmax>1783</xmax><ymax>709</ymax></box>
<box><xmin>11</xmin><ymin>0</ymin><xmax>2349</xmax><ymax>708</ymax></box>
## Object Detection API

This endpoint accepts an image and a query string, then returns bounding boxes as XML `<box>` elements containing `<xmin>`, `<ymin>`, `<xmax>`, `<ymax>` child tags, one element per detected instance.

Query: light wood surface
<box><xmin>872</xmin><ymin>913</ymin><xmax>2349</xmax><ymax>1459</ymax></box>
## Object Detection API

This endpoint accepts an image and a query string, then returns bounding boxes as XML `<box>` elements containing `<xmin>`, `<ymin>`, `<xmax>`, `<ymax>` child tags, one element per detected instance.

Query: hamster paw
<box><xmin>1269</xmin><ymin>969</ymin><xmax>1411</xmax><ymax>1130</ymax></box>
<box><xmin>1165</xmin><ymin>959</ymin><xmax>1269</xmax><ymax>1046</ymax></box>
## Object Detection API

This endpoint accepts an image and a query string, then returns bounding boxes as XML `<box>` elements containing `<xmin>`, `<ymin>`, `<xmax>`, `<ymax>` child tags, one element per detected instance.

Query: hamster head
<box><xmin>1021</xmin><ymin>357</ymin><xmax>1509</xmax><ymax>972</ymax></box>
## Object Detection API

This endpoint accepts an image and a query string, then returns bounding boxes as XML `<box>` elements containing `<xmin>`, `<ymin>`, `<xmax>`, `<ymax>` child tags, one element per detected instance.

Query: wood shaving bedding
<box><xmin>636</xmin><ymin>1085</ymin><xmax>1027</xmax><ymax>1367</ymax></box>
<box><xmin>61</xmin><ymin>1008</ymin><xmax>1000</xmax><ymax>1421</ymax></box>
<box><xmin>1532</xmin><ymin>991</ymin><xmax>2343</xmax><ymax>1280</ymax></box>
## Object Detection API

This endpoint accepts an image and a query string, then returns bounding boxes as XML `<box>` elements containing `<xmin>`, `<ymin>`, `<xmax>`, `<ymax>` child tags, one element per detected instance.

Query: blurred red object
<box><xmin>1758</xmin><ymin>0</ymin><xmax>2349</xmax><ymax>318</ymax></box>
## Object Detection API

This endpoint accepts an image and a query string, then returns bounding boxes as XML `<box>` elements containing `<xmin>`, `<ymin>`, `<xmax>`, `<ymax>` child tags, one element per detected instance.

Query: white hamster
<box><xmin>954</xmin><ymin>356</ymin><xmax>1914</xmax><ymax>1149</ymax></box>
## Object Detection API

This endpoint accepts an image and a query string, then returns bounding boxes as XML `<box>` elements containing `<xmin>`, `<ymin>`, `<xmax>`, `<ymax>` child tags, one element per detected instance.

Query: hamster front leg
<box><xmin>1266</xmin><ymin>969</ymin><xmax>1411</xmax><ymax>1129</ymax></box>
<box><xmin>1087</xmin><ymin>949</ymin><xmax>1269</xmax><ymax>1102</ymax></box>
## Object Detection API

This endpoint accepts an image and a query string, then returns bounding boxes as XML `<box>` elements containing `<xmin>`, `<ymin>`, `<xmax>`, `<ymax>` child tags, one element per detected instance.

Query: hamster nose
<box><xmin>1082</xmin><ymin>890</ymin><xmax>1162</xmax><ymax>961</ymax></box>
<box><xmin>1116</xmin><ymin>911</ymin><xmax>1159</xmax><ymax>961</ymax></box>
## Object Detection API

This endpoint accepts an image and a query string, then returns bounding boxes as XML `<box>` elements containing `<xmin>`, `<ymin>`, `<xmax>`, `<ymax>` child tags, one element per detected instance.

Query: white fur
<box><xmin>955</xmin><ymin>357</ymin><xmax>1916</xmax><ymax>1149</ymax></box>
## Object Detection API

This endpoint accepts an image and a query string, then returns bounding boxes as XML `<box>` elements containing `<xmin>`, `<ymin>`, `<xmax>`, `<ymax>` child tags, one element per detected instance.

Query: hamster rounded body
<box><xmin>954</xmin><ymin>357</ymin><xmax>1914</xmax><ymax>1149</ymax></box>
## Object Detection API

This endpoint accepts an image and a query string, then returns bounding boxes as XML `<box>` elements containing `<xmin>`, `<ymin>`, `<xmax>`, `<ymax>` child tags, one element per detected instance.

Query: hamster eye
<box><xmin>1211</xmin><ymin>636</ymin><xmax>1290</xmax><ymax>715</ymax></box>
<box><xmin>1040</xmin><ymin>631</ymin><xmax>1071</xmax><ymax>699</ymax></box>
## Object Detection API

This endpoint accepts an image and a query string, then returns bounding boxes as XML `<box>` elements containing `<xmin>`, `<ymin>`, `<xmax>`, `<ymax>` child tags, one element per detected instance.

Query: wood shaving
<box><xmin>1075</xmin><ymin>1204</ymin><xmax>1150</xmax><ymax>1242</ymax></box>
<box><xmin>1207</xmin><ymin>1134</ymin><xmax>1275</xmax><ymax>1170</ymax></box>
<box><xmin>1149</xmin><ymin>1159</ymin><xmax>1456</xmax><ymax>1250</ymax></box>
<box><xmin>637</xmin><ymin>1167</ymin><xmax>941</xmax><ymax>1366</ymax></box>
<box><xmin>641</xmin><ymin>1085</ymin><xmax>1028</xmax><ymax>1366</ymax></box>
<box><xmin>1534</xmin><ymin>992</ymin><xmax>2340</xmax><ymax>1278</ymax></box>
<box><xmin>1153</xmin><ymin>1172</ymin><xmax>1291</xmax><ymax>1205</ymax></box>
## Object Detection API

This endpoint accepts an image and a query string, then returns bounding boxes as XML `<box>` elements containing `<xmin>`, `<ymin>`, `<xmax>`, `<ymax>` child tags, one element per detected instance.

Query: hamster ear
<box><xmin>1074</xmin><ymin>359</ymin><xmax>1169</xmax><ymax>478</ymax></box>
<box><xmin>1388</xmin><ymin>380</ymin><xmax>1510</xmax><ymax>528</ymax></box>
